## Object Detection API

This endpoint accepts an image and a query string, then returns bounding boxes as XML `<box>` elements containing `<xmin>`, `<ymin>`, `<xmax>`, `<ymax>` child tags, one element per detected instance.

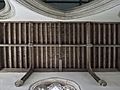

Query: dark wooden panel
<box><xmin>0</xmin><ymin>22</ymin><xmax>120</xmax><ymax>72</ymax></box>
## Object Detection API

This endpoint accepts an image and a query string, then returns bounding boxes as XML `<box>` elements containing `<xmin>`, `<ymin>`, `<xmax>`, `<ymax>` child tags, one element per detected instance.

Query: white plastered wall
<box><xmin>0</xmin><ymin>0</ymin><xmax>120</xmax><ymax>22</ymax></box>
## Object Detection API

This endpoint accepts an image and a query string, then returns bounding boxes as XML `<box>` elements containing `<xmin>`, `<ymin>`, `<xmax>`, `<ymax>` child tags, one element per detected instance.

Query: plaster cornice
<box><xmin>16</xmin><ymin>0</ymin><xmax>120</xmax><ymax>20</ymax></box>
<box><xmin>0</xmin><ymin>0</ymin><xmax>15</xmax><ymax>19</ymax></box>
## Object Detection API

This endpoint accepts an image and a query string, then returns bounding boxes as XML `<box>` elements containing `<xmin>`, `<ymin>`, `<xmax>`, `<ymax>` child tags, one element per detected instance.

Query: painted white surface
<box><xmin>0</xmin><ymin>0</ymin><xmax>120</xmax><ymax>22</ymax></box>
<box><xmin>0</xmin><ymin>72</ymin><xmax>120</xmax><ymax>90</ymax></box>
<box><xmin>0</xmin><ymin>1</ymin><xmax>120</xmax><ymax>90</ymax></box>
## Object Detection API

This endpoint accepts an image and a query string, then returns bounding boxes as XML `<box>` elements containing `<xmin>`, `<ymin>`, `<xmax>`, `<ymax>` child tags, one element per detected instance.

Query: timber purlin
<box><xmin>0</xmin><ymin>22</ymin><xmax>120</xmax><ymax>87</ymax></box>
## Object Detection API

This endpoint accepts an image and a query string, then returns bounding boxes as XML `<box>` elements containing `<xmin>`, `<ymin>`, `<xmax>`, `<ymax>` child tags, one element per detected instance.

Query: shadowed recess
<box><xmin>42</xmin><ymin>0</ymin><xmax>93</xmax><ymax>11</ymax></box>
<box><xmin>0</xmin><ymin>0</ymin><xmax>5</xmax><ymax>10</ymax></box>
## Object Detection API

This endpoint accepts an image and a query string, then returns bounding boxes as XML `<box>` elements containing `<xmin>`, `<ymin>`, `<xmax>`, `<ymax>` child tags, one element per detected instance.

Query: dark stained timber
<box><xmin>0</xmin><ymin>22</ymin><xmax>120</xmax><ymax>87</ymax></box>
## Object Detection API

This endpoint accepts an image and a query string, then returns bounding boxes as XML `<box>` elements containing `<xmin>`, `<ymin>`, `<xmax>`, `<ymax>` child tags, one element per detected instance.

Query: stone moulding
<box><xmin>29</xmin><ymin>77</ymin><xmax>81</xmax><ymax>90</ymax></box>
<box><xmin>16</xmin><ymin>0</ymin><xmax>120</xmax><ymax>20</ymax></box>
<box><xmin>0</xmin><ymin>0</ymin><xmax>15</xmax><ymax>19</ymax></box>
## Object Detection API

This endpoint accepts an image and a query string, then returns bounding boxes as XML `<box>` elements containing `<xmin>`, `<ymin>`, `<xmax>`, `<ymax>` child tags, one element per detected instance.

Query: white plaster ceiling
<box><xmin>0</xmin><ymin>0</ymin><xmax>120</xmax><ymax>22</ymax></box>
